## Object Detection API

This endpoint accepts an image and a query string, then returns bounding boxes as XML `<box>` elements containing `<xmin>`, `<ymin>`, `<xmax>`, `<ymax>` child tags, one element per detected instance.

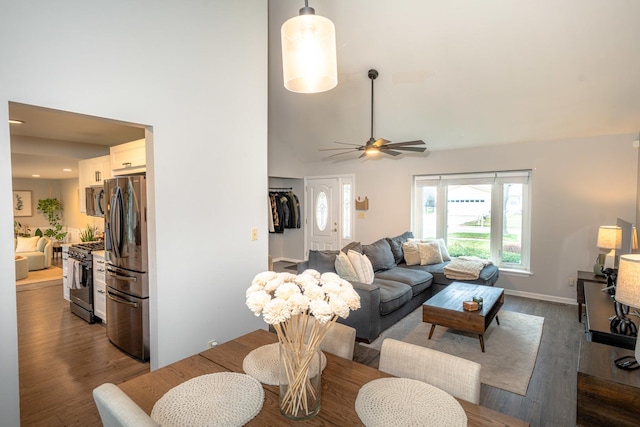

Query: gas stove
<box><xmin>68</xmin><ymin>241</ymin><xmax>105</xmax><ymax>260</ymax></box>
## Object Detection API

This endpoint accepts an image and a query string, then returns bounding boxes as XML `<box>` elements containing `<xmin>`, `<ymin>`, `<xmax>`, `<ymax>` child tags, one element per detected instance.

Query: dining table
<box><xmin>118</xmin><ymin>329</ymin><xmax>529</xmax><ymax>426</ymax></box>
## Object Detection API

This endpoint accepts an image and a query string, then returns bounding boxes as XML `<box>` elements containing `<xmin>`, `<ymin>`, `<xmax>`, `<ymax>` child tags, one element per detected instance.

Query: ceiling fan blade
<box><xmin>379</xmin><ymin>148</ymin><xmax>402</xmax><ymax>156</ymax></box>
<box><xmin>334</xmin><ymin>141</ymin><xmax>363</xmax><ymax>147</ymax></box>
<box><xmin>388</xmin><ymin>146</ymin><xmax>427</xmax><ymax>153</ymax></box>
<box><xmin>319</xmin><ymin>147</ymin><xmax>357</xmax><ymax>151</ymax></box>
<box><xmin>382</xmin><ymin>140</ymin><xmax>426</xmax><ymax>148</ymax></box>
<box><xmin>373</xmin><ymin>138</ymin><xmax>390</xmax><ymax>147</ymax></box>
<box><xmin>328</xmin><ymin>150</ymin><xmax>359</xmax><ymax>158</ymax></box>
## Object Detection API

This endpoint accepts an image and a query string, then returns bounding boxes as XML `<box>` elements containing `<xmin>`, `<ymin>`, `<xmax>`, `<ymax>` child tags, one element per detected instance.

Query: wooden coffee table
<box><xmin>423</xmin><ymin>282</ymin><xmax>504</xmax><ymax>352</ymax></box>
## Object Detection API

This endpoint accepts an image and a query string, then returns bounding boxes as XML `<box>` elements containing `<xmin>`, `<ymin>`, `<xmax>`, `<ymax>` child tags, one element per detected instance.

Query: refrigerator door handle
<box><xmin>110</xmin><ymin>186</ymin><xmax>124</xmax><ymax>259</ymax></box>
<box><xmin>106</xmin><ymin>270</ymin><xmax>138</xmax><ymax>282</ymax></box>
<box><xmin>107</xmin><ymin>290</ymin><xmax>139</xmax><ymax>308</ymax></box>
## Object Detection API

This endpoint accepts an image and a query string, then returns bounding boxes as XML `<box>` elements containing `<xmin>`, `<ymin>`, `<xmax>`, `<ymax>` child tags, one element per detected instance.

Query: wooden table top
<box><xmin>118</xmin><ymin>329</ymin><xmax>528</xmax><ymax>427</ymax></box>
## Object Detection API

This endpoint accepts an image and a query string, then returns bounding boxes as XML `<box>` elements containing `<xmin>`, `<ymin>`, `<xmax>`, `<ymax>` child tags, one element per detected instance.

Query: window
<box><xmin>413</xmin><ymin>170</ymin><xmax>531</xmax><ymax>271</ymax></box>
<box><xmin>342</xmin><ymin>183</ymin><xmax>352</xmax><ymax>240</ymax></box>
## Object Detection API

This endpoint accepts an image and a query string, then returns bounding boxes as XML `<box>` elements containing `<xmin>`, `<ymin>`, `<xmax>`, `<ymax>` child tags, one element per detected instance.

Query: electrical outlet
<box><xmin>251</xmin><ymin>227</ymin><xmax>258</xmax><ymax>241</ymax></box>
<box><xmin>568</xmin><ymin>277</ymin><xmax>576</xmax><ymax>287</ymax></box>
<box><xmin>207</xmin><ymin>339</ymin><xmax>218</xmax><ymax>349</ymax></box>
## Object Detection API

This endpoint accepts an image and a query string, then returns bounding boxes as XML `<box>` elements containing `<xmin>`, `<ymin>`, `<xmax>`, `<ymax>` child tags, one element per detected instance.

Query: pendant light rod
<box><xmin>368</xmin><ymin>69</ymin><xmax>378</xmax><ymax>140</ymax></box>
<box><xmin>300</xmin><ymin>0</ymin><xmax>314</xmax><ymax>15</ymax></box>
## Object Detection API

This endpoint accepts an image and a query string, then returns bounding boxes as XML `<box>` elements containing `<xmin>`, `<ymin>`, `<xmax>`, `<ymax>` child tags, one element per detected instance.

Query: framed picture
<box><xmin>13</xmin><ymin>190</ymin><xmax>32</xmax><ymax>217</ymax></box>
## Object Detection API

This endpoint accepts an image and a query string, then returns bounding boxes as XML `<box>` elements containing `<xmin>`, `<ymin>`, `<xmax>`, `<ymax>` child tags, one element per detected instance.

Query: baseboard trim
<box><xmin>504</xmin><ymin>289</ymin><xmax>577</xmax><ymax>306</ymax></box>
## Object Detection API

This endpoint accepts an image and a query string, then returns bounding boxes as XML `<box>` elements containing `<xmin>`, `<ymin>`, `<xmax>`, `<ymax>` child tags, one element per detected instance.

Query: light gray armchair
<box><xmin>379</xmin><ymin>338</ymin><xmax>482</xmax><ymax>404</ymax></box>
<box><xmin>93</xmin><ymin>383</ymin><xmax>159</xmax><ymax>427</ymax></box>
<box><xmin>14</xmin><ymin>236</ymin><xmax>52</xmax><ymax>271</ymax></box>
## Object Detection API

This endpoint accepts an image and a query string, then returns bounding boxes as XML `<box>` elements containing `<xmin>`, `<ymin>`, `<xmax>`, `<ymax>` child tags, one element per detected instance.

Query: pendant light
<box><xmin>281</xmin><ymin>0</ymin><xmax>337</xmax><ymax>93</ymax></box>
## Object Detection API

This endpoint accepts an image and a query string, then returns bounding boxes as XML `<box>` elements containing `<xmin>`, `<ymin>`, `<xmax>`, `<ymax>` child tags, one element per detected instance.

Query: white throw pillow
<box><xmin>402</xmin><ymin>241</ymin><xmax>421</xmax><ymax>266</ymax></box>
<box><xmin>418</xmin><ymin>241</ymin><xmax>444</xmax><ymax>265</ymax></box>
<box><xmin>410</xmin><ymin>237</ymin><xmax>452</xmax><ymax>261</ymax></box>
<box><xmin>347</xmin><ymin>250</ymin><xmax>374</xmax><ymax>284</ymax></box>
<box><xmin>335</xmin><ymin>251</ymin><xmax>359</xmax><ymax>282</ymax></box>
<box><xmin>15</xmin><ymin>236</ymin><xmax>40</xmax><ymax>252</ymax></box>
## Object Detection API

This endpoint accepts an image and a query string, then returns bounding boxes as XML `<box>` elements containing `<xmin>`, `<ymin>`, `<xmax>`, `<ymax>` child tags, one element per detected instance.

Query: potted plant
<box><xmin>80</xmin><ymin>224</ymin><xmax>98</xmax><ymax>242</ymax></box>
<box><xmin>36</xmin><ymin>198</ymin><xmax>68</xmax><ymax>242</ymax></box>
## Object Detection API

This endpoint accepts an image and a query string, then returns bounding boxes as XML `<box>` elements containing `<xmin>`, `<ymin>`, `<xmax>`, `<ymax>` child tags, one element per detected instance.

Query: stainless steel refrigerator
<box><xmin>104</xmin><ymin>175</ymin><xmax>149</xmax><ymax>361</ymax></box>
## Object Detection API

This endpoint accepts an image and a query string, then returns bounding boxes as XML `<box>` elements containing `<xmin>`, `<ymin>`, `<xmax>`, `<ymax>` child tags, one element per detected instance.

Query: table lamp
<box><xmin>615</xmin><ymin>254</ymin><xmax>640</xmax><ymax>366</ymax></box>
<box><xmin>596</xmin><ymin>225</ymin><xmax>622</xmax><ymax>272</ymax></box>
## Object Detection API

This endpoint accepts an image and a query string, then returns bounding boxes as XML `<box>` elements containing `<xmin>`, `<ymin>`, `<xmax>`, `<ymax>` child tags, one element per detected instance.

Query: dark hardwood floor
<box><xmin>16</xmin><ymin>283</ymin><xmax>149</xmax><ymax>426</ymax></box>
<box><xmin>18</xmin><ymin>261</ymin><xmax>581</xmax><ymax>426</ymax></box>
<box><xmin>353</xmin><ymin>294</ymin><xmax>584</xmax><ymax>427</ymax></box>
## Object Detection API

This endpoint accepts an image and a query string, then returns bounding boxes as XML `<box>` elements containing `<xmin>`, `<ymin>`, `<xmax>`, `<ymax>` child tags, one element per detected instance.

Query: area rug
<box><xmin>360</xmin><ymin>307</ymin><xmax>544</xmax><ymax>396</ymax></box>
<box><xmin>16</xmin><ymin>266</ymin><xmax>63</xmax><ymax>291</ymax></box>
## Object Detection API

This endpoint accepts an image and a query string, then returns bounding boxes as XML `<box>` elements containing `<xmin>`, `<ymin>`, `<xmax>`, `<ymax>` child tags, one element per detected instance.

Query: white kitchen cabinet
<box><xmin>111</xmin><ymin>138</ymin><xmax>146</xmax><ymax>175</ymax></box>
<box><xmin>62</xmin><ymin>244</ymin><xmax>71</xmax><ymax>302</ymax></box>
<box><xmin>93</xmin><ymin>250</ymin><xmax>107</xmax><ymax>323</ymax></box>
<box><xmin>78</xmin><ymin>155</ymin><xmax>111</xmax><ymax>213</ymax></box>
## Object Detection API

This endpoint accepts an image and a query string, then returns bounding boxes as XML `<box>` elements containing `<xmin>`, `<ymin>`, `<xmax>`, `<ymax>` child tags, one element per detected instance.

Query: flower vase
<box><xmin>278</xmin><ymin>342</ymin><xmax>322</xmax><ymax>420</ymax></box>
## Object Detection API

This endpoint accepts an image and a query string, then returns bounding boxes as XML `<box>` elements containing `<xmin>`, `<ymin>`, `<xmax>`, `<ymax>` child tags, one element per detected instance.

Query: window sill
<box><xmin>498</xmin><ymin>267</ymin><xmax>533</xmax><ymax>277</ymax></box>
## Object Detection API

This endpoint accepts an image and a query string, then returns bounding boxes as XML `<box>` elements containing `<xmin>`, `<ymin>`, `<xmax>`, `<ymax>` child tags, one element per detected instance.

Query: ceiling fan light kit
<box><xmin>281</xmin><ymin>0</ymin><xmax>338</xmax><ymax>94</ymax></box>
<box><xmin>320</xmin><ymin>69</ymin><xmax>427</xmax><ymax>159</ymax></box>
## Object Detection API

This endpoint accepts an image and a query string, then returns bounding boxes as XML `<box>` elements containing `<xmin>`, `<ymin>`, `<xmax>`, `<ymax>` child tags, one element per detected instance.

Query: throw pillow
<box><xmin>409</xmin><ymin>237</ymin><xmax>452</xmax><ymax>261</ymax></box>
<box><xmin>347</xmin><ymin>250</ymin><xmax>374</xmax><ymax>284</ymax></box>
<box><xmin>341</xmin><ymin>241</ymin><xmax>362</xmax><ymax>254</ymax></box>
<box><xmin>36</xmin><ymin>237</ymin><xmax>48</xmax><ymax>252</ymax></box>
<box><xmin>362</xmin><ymin>238</ymin><xmax>395</xmax><ymax>271</ymax></box>
<box><xmin>418</xmin><ymin>241</ymin><xmax>443</xmax><ymax>265</ymax></box>
<box><xmin>307</xmin><ymin>250</ymin><xmax>339</xmax><ymax>273</ymax></box>
<box><xmin>15</xmin><ymin>236</ymin><xmax>40</xmax><ymax>252</ymax></box>
<box><xmin>386</xmin><ymin>231</ymin><xmax>414</xmax><ymax>264</ymax></box>
<box><xmin>335</xmin><ymin>251</ymin><xmax>359</xmax><ymax>282</ymax></box>
<box><xmin>402</xmin><ymin>241</ymin><xmax>421</xmax><ymax>266</ymax></box>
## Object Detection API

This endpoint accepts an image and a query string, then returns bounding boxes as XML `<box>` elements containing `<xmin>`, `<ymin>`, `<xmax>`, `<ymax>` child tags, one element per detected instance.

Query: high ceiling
<box><xmin>9</xmin><ymin>1</ymin><xmax>640</xmax><ymax>178</ymax></box>
<box><xmin>268</xmin><ymin>0</ymin><xmax>640</xmax><ymax>163</ymax></box>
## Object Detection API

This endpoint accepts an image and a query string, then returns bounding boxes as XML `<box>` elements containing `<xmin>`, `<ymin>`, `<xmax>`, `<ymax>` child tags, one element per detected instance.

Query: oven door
<box><xmin>69</xmin><ymin>259</ymin><xmax>96</xmax><ymax>323</ymax></box>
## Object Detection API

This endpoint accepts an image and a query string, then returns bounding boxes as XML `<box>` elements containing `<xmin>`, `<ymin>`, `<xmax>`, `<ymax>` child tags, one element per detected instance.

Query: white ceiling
<box><xmin>268</xmin><ymin>0</ymin><xmax>640</xmax><ymax>163</ymax></box>
<box><xmin>9</xmin><ymin>1</ymin><xmax>640</xmax><ymax>177</ymax></box>
<box><xmin>9</xmin><ymin>102</ymin><xmax>145</xmax><ymax>179</ymax></box>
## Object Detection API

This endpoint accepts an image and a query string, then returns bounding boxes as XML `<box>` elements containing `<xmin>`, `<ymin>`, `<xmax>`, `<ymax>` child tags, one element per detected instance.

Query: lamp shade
<box><xmin>616</xmin><ymin>254</ymin><xmax>640</xmax><ymax>308</ymax></box>
<box><xmin>281</xmin><ymin>13</ymin><xmax>337</xmax><ymax>93</ymax></box>
<box><xmin>596</xmin><ymin>226</ymin><xmax>622</xmax><ymax>250</ymax></box>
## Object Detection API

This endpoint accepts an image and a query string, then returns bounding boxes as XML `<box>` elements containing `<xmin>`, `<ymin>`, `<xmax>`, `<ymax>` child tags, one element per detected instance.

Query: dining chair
<box><xmin>378</xmin><ymin>338</ymin><xmax>482</xmax><ymax>404</ymax></box>
<box><xmin>306</xmin><ymin>320</ymin><xmax>357</xmax><ymax>360</ymax></box>
<box><xmin>93</xmin><ymin>383</ymin><xmax>159</xmax><ymax>427</ymax></box>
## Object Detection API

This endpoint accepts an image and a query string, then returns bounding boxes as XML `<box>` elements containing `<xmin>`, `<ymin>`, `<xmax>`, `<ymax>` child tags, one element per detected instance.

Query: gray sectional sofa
<box><xmin>297</xmin><ymin>232</ymin><xmax>499</xmax><ymax>342</ymax></box>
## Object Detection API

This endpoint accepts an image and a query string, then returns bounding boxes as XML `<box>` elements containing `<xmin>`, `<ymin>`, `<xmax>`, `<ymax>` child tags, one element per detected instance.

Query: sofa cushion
<box><xmin>402</xmin><ymin>241</ymin><xmax>421</xmax><ymax>266</ymax></box>
<box><xmin>362</xmin><ymin>238</ymin><xmax>395</xmax><ymax>272</ymax></box>
<box><xmin>375</xmin><ymin>268</ymin><xmax>433</xmax><ymax>296</ymax></box>
<box><xmin>341</xmin><ymin>241</ymin><xmax>362</xmax><ymax>254</ymax></box>
<box><xmin>347</xmin><ymin>250</ymin><xmax>374</xmax><ymax>284</ymax></box>
<box><xmin>418</xmin><ymin>241</ymin><xmax>443</xmax><ymax>265</ymax></box>
<box><xmin>374</xmin><ymin>279</ymin><xmax>413</xmax><ymax>315</ymax></box>
<box><xmin>400</xmin><ymin>261</ymin><xmax>500</xmax><ymax>287</ymax></box>
<box><xmin>335</xmin><ymin>251</ymin><xmax>359</xmax><ymax>282</ymax></box>
<box><xmin>36</xmin><ymin>237</ymin><xmax>49</xmax><ymax>252</ymax></box>
<box><xmin>307</xmin><ymin>250</ymin><xmax>339</xmax><ymax>273</ymax></box>
<box><xmin>16</xmin><ymin>236</ymin><xmax>40</xmax><ymax>252</ymax></box>
<box><xmin>386</xmin><ymin>231</ymin><xmax>414</xmax><ymax>264</ymax></box>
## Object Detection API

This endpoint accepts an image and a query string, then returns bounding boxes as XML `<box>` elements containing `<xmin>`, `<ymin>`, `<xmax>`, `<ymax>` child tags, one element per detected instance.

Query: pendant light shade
<box><xmin>281</xmin><ymin>2</ymin><xmax>337</xmax><ymax>94</ymax></box>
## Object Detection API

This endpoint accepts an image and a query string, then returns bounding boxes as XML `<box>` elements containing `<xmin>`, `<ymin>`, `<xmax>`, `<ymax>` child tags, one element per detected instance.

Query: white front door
<box><xmin>307</xmin><ymin>178</ymin><xmax>340</xmax><ymax>252</ymax></box>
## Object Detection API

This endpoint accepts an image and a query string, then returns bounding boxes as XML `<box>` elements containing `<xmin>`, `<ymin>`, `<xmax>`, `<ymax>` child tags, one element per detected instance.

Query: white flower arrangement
<box><xmin>246</xmin><ymin>269</ymin><xmax>361</xmax><ymax>418</ymax></box>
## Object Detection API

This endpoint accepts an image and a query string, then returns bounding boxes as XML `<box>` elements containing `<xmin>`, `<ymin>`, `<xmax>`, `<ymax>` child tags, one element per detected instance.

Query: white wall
<box><xmin>280</xmin><ymin>134</ymin><xmax>638</xmax><ymax>302</ymax></box>
<box><xmin>0</xmin><ymin>1</ymin><xmax>267</xmax><ymax>423</ymax></box>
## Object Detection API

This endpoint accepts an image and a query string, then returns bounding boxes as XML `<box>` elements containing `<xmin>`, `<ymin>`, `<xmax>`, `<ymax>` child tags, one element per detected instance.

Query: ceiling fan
<box><xmin>320</xmin><ymin>69</ymin><xmax>427</xmax><ymax>158</ymax></box>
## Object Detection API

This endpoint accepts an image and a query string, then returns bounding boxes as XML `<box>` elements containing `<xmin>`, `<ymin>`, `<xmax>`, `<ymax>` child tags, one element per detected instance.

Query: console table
<box><xmin>584</xmin><ymin>281</ymin><xmax>636</xmax><ymax>350</ymax></box>
<box><xmin>577</xmin><ymin>339</ymin><xmax>640</xmax><ymax>426</ymax></box>
<box><xmin>576</xmin><ymin>270</ymin><xmax>607</xmax><ymax>322</ymax></box>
